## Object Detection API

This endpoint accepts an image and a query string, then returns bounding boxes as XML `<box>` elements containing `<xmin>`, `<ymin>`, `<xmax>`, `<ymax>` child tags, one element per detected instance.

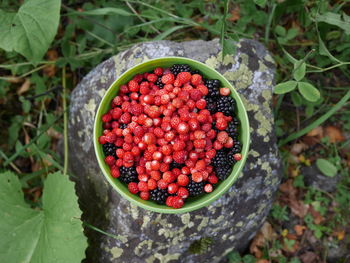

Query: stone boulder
<box><xmin>68</xmin><ymin>39</ymin><xmax>281</xmax><ymax>263</ymax></box>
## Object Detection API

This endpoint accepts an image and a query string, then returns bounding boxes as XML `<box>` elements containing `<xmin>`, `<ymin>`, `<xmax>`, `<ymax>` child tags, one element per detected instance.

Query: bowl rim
<box><xmin>93</xmin><ymin>56</ymin><xmax>250</xmax><ymax>214</ymax></box>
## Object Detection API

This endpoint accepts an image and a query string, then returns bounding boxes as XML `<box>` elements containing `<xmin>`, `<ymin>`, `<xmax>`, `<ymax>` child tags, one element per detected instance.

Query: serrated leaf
<box><xmin>316</xmin><ymin>159</ymin><xmax>337</xmax><ymax>177</ymax></box>
<box><xmin>274</xmin><ymin>81</ymin><xmax>297</xmax><ymax>94</ymax></box>
<box><xmin>293</xmin><ymin>60</ymin><xmax>306</xmax><ymax>81</ymax></box>
<box><xmin>316</xmin><ymin>12</ymin><xmax>350</xmax><ymax>35</ymax></box>
<box><xmin>0</xmin><ymin>171</ymin><xmax>87</xmax><ymax>263</ymax></box>
<box><xmin>298</xmin><ymin>82</ymin><xmax>320</xmax><ymax>102</ymax></box>
<box><xmin>68</xmin><ymin>7</ymin><xmax>131</xmax><ymax>16</ymax></box>
<box><xmin>275</xmin><ymin>25</ymin><xmax>286</xmax><ymax>36</ymax></box>
<box><xmin>0</xmin><ymin>0</ymin><xmax>61</xmax><ymax>61</ymax></box>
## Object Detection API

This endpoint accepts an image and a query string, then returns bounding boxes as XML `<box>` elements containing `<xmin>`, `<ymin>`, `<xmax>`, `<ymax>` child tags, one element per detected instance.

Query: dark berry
<box><xmin>211</xmin><ymin>149</ymin><xmax>228</xmax><ymax>168</ymax></box>
<box><xmin>150</xmin><ymin>188</ymin><xmax>169</xmax><ymax>204</ymax></box>
<box><xmin>190</xmin><ymin>69</ymin><xmax>200</xmax><ymax>75</ymax></box>
<box><xmin>227</xmin><ymin>149</ymin><xmax>237</xmax><ymax>165</ymax></box>
<box><xmin>204</xmin><ymin>96</ymin><xmax>217</xmax><ymax>114</ymax></box>
<box><xmin>226</xmin><ymin>122</ymin><xmax>238</xmax><ymax>138</ymax></box>
<box><xmin>204</xmin><ymin>79</ymin><xmax>220</xmax><ymax>97</ymax></box>
<box><xmin>155</xmin><ymin>76</ymin><xmax>164</xmax><ymax>89</ymax></box>
<box><xmin>215</xmin><ymin>165</ymin><xmax>232</xmax><ymax>180</ymax></box>
<box><xmin>187</xmin><ymin>179</ymin><xmax>204</xmax><ymax>196</ymax></box>
<box><xmin>170</xmin><ymin>64</ymin><xmax>191</xmax><ymax>76</ymax></box>
<box><xmin>169</xmin><ymin>161</ymin><xmax>184</xmax><ymax>170</ymax></box>
<box><xmin>119</xmin><ymin>123</ymin><xmax>127</xmax><ymax>129</ymax></box>
<box><xmin>119</xmin><ymin>166</ymin><xmax>138</xmax><ymax>184</ymax></box>
<box><xmin>216</xmin><ymin>96</ymin><xmax>236</xmax><ymax>116</ymax></box>
<box><xmin>103</xmin><ymin>142</ymin><xmax>117</xmax><ymax>158</ymax></box>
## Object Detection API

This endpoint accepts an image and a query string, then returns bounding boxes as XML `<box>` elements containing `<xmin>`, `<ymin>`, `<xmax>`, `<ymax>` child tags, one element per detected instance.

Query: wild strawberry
<box><xmin>120</xmin><ymin>112</ymin><xmax>131</xmax><ymax>124</ymax></box>
<box><xmin>195</xmin><ymin>160</ymin><xmax>206</xmax><ymax>171</ymax></box>
<box><xmin>161</xmin><ymin>73</ymin><xmax>175</xmax><ymax>84</ymax></box>
<box><xmin>157</xmin><ymin>179</ymin><xmax>169</xmax><ymax>189</ymax></box>
<box><xmin>128</xmin><ymin>182</ymin><xmax>139</xmax><ymax>194</ymax></box>
<box><xmin>164</xmin><ymin>131</ymin><xmax>175</xmax><ymax>141</ymax></box>
<box><xmin>111</xmin><ymin>168</ymin><xmax>120</xmax><ymax>178</ymax></box>
<box><xmin>176</xmin><ymin>72</ymin><xmax>191</xmax><ymax>84</ymax></box>
<box><xmin>166</xmin><ymin>196</ymin><xmax>175</xmax><ymax>207</ymax></box>
<box><xmin>154</xmin><ymin>67</ymin><xmax>163</xmax><ymax>76</ymax></box>
<box><xmin>220</xmin><ymin>87</ymin><xmax>231</xmax><ymax>96</ymax></box>
<box><xmin>128</xmin><ymin>80</ymin><xmax>139</xmax><ymax>92</ymax></box>
<box><xmin>190</xmin><ymin>89</ymin><xmax>203</xmax><ymax>101</ymax></box>
<box><xmin>224</xmin><ymin>137</ymin><xmax>234</xmax><ymax>148</ymax></box>
<box><xmin>147</xmin><ymin>73</ymin><xmax>158</xmax><ymax>82</ymax></box>
<box><xmin>204</xmin><ymin>184</ymin><xmax>213</xmax><ymax>193</ymax></box>
<box><xmin>217</xmin><ymin>131</ymin><xmax>229</xmax><ymax>144</ymax></box>
<box><xmin>168</xmin><ymin>183</ymin><xmax>178</xmax><ymax>194</ymax></box>
<box><xmin>153</xmin><ymin>127</ymin><xmax>164</xmax><ymax>138</ymax></box>
<box><xmin>133</xmin><ymin>74</ymin><xmax>143</xmax><ymax>83</ymax></box>
<box><xmin>208</xmin><ymin>174</ymin><xmax>218</xmax><ymax>184</ymax></box>
<box><xmin>178</xmin><ymin>90</ymin><xmax>190</xmax><ymax>100</ymax></box>
<box><xmin>181</xmin><ymin>166</ymin><xmax>190</xmax><ymax>175</ymax></box>
<box><xmin>105</xmin><ymin>156</ymin><xmax>115</xmax><ymax>166</ymax></box>
<box><xmin>150</xmin><ymin>170</ymin><xmax>161</xmax><ymax>181</ymax></box>
<box><xmin>194</xmin><ymin>139</ymin><xmax>206</xmax><ymax>149</ymax></box>
<box><xmin>147</xmin><ymin>178</ymin><xmax>157</xmax><ymax>190</ymax></box>
<box><xmin>196</xmin><ymin>99</ymin><xmax>207</xmax><ymax>110</ymax></box>
<box><xmin>177</xmin><ymin>122</ymin><xmax>190</xmax><ymax>134</ymax></box>
<box><xmin>163</xmin><ymin>171</ymin><xmax>176</xmax><ymax>183</ymax></box>
<box><xmin>171</xmin><ymin>196</ymin><xmax>184</xmax><ymax>208</ymax></box>
<box><xmin>191</xmin><ymin>74</ymin><xmax>202</xmax><ymax>86</ymax></box>
<box><xmin>173</xmin><ymin>139</ymin><xmax>186</xmax><ymax>151</ymax></box>
<box><xmin>160</xmin><ymin>94</ymin><xmax>170</xmax><ymax>104</ymax></box>
<box><xmin>172</xmin><ymin>98</ymin><xmax>184</xmax><ymax>108</ymax></box>
<box><xmin>188</xmin><ymin>118</ymin><xmax>199</xmax><ymax>131</ymax></box>
<box><xmin>150</xmin><ymin>160</ymin><xmax>160</xmax><ymax>170</ymax></box>
<box><xmin>99</xmin><ymin>136</ymin><xmax>107</xmax><ymax>144</ymax></box>
<box><xmin>119</xmin><ymin>84</ymin><xmax>129</xmax><ymax>94</ymax></box>
<box><xmin>143</xmin><ymin>133</ymin><xmax>156</xmax><ymax>145</ymax></box>
<box><xmin>143</xmin><ymin>95</ymin><xmax>154</xmax><ymax>104</ymax></box>
<box><xmin>105</xmin><ymin>132</ymin><xmax>116</xmax><ymax>143</ymax></box>
<box><xmin>197</xmin><ymin>84</ymin><xmax>208</xmax><ymax>96</ymax></box>
<box><xmin>173</xmin><ymin>150</ymin><xmax>187</xmax><ymax>164</ymax></box>
<box><xmin>216</xmin><ymin>118</ymin><xmax>228</xmax><ymax>130</ymax></box>
<box><xmin>170</xmin><ymin>116</ymin><xmax>181</xmax><ymax>129</ymax></box>
<box><xmin>234</xmin><ymin>153</ymin><xmax>242</xmax><ymax>161</ymax></box>
<box><xmin>192</xmin><ymin>171</ymin><xmax>203</xmax><ymax>182</ymax></box>
<box><xmin>177</xmin><ymin>187</ymin><xmax>189</xmax><ymax>198</ymax></box>
<box><xmin>102</xmin><ymin>113</ymin><xmax>112</xmax><ymax>123</ymax></box>
<box><xmin>213</xmin><ymin>140</ymin><xmax>223</xmax><ymax>150</ymax></box>
<box><xmin>140</xmin><ymin>191</ymin><xmax>150</xmax><ymax>200</ymax></box>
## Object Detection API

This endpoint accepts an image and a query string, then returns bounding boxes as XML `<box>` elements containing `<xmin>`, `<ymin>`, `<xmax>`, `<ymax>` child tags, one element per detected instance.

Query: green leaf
<box><xmin>274</xmin><ymin>81</ymin><xmax>297</xmax><ymax>94</ymax></box>
<box><xmin>154</xmin><ymin>25</ymin><xmax>188</xmax><ymax>40</ymax></box>
<box><xmin>293</xmin><ymin>60</ymin><xmax>306</xmax><ymax>81</ymax></box>
<box><xmin>291</xmin><ymin>91</ymin><xmax>302</xmax><ymax>106</ymax></box>
<box><xmin>298</xmin><ymin>82</ymin><xmax>320</xmax><ymax>102</ymax></box>
<box><xmin>0</xmin><ymin>0</ymin><xmax>61</xmax><ymax>61</ymax></box>
<box><xmin>254</xmin><ymin>0</ymin><xmax>267</xmax><ymax>8</ymax></box>
<box><xmin>316</xmin><ymin>12</ymin><xmax>350</xmax><ymax>35</ymax></box>
<box><xmin>318</xmin><ymin>35</ymin><xmax>341</xmax><ymax>63</ymax></box>
<box><xmin>316</xmin><ymin>159</ymin><xmax>338</xmax><ymax>177</ymax></box>
<box><xmin>286</xmin><ymin>28</ymin><xmax>298</xmax><ymax>40</ymax></box>
<box><xmin>68</xmin><ymin>7</ymin><xmax>131</xmax><ymax>17</ymax></box>
<box><xmin>0</xmin><ymin>171</ymin><xmax>87</xmax><ymax>263</ymax></box>
<box><xmin>275</xmin><ymin>25</ymin><xmax>286</xmax><ymax>36</ymax></box>
<box><xmin>227</xmin><ymin>251</ymin><xmax>241</xmax><ymax>263</ymax></box>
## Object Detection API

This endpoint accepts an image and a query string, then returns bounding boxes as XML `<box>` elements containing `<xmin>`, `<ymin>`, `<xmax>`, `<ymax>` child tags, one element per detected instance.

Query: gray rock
<box><xmin>68</xmin><ymin>39</ymin><xmax>281</xmax><ymax>263</ymax></box>
<box><xmin>302</xmin><ymin>165</ymin><xmax>341</xmax><ymax>192</ymax></box>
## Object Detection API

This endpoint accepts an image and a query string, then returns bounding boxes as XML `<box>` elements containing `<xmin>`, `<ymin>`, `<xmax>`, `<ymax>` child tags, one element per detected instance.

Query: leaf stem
<box><xmin>264</xmin><ymin>3</ymin><xmax>277</xmax><ymax>44</ymax></box>
<box><xmin>279</xmin><ymin>89</ymin><xmax>350</xmax><ymax>146</ymax></box>
<box><xmin>62</xmin><ymin>67</ymin><xmax>68</xmax><ymax>176</ymax></box>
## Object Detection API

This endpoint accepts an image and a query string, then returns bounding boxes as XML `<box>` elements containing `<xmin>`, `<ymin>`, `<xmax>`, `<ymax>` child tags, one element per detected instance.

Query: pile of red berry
<box><xmin>98</xmin><ymin>64</ymin><xmax>242</xmax><ymax>209</ymax></box>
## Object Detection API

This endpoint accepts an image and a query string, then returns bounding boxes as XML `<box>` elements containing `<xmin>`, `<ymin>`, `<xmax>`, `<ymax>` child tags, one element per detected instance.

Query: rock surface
<box><xmin>302</xmin><ymin>165</ymin><xmax>341</xmax><ymax>192</ymax></box>
<box><xmin>68</xmin><ymin>39</ymin><xmax>281</xmax><ymax>263</ymax></box>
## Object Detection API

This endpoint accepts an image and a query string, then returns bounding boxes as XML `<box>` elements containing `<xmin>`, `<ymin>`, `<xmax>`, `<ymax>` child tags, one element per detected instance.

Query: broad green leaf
<box><xmin>298</xmin><ymin>82</ymin><xmax>320</xmax><ymax>102</ymax></box>
<box><xmin>254</xmin><ymin>0</ymin><xmax>267</xmax><ymax>8</ymax></box>
<box><xmin>291</xmin><ymin>91</ymin><xmax>302</xmax><ymax>106</ymax></box>
<box><xmin>293</xmin><ymin>60</ymin><xmax>306</xmax><ymax>81</ymax></box>
<box><xmin>0</xmin><ymin>171</ymin><xmax>87</xmax><ymax>263</ymax></box>
<box><xmin>68</xmin><ymin>7</ymin><xmax>131</xmax><ymax>17</ymax></box>
<box><xmin>275</xmin><ymin>25</ymin><xmax>286</xmax><ymax>36</ymax></box>
<box><xmin>0</xmin><ymin>0</ymin><xmax>61</xmax><ymax>61</ymax></box>
<box><xmin>274</xmin><ymin>81</ymin><xmax>297</xmax><ymax>94</ymax></box>
<box><xmin>316</xmin><ymin>12</ymin><xmax>350</xmax><ymax>35</ymax></box>
<box><xmin>316</xmin><ymin>158</ymin><xmax>338</xmax><ymax>177</ymax></box>
<box><xmin>286</xmin><ymin>28</ymin><xmax>298</xmax><ymax>40</ymax></box>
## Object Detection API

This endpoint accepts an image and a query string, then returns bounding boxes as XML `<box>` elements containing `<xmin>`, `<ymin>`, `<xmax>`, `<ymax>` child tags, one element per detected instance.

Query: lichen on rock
<box><xmin>68</xmin><ymin>39</ymin><xmax>281</xmax><ymax>263</ymax></box>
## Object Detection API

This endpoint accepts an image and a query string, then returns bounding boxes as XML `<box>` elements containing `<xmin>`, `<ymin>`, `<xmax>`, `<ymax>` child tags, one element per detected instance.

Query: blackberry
<box><xmin>215</xmin><ymin>165</ymin><xmax>232</xmax><ymax>180</ymax></box>
<box><xmin>231</xmin><ymin>141</ymin><xmax>242</xmax><ymax>154</ymax></box>
<box><xmin>119</xmin><ymin>166</ymin><xmax>138</xmax><ymax>184</ymax></box>
<box><xmin>204</xmin><ymin>96</ymin><xmax>217</xmax><ymax>114</ymax></box>
<box><xmin>190</xmin><ymin>69</ymin><xmax>200</xmax><ymax>75</ymax></box>
<box><xmin>227</xmin><ymin>149</ymin><xmax>237</xmax><ymax>166</ymax></box>
<box><xmin>102</xmin><ymin>142</ymin><xmax>117</xmax><ymax>158</ymax></box>
<box><xmin>216</xmin><ymin>96</ymin><xmax>236</xmax><ymax>116</ymax></box>
<box><xmin>226</xmin><ymin>122</ymin><xmax>238</xmax><ymax>138</ymax></box>
<box><xmin>155</xmin><ymin>76</ymin><xmax>164</xmax><ymax>89</ymax></box>
<box><xmin>170</xmin><ymin>64</ymin><xmax>191</xmax><ymax>76</ymax></box>
<box><xmin>187</xmin><ymin>179</ymin><xmax>204</xmax><ymax>196</ymax></box>
<box><xmin>169</xmin><ymin>161</ymin><xmax>184</xmax><ymax>170</ymax></box>
<box><xmin>150</xmin><ymin>188</ymin><xmax>169</xmax><ymax>204</ymax></box>
<box><xmin>204</xmin><ymin>79</ymin><xmax>220</xmax><ymax>97</ymax></box>
<box><xmin>211</xmin><ymin>149</ymin><xmax>228</xmax><ymax>168</ymax></box>
<box><xmin>119</xmin><ymin>123</ymin><xmax>127</xmax><ymax>129</ymax></box>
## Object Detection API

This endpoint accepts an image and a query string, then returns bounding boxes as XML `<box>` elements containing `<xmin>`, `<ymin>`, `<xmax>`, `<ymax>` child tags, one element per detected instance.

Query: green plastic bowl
<box><xmin>94</xmin><ymin>57</ymin><xmax>250</xmax><ymax>214</ymax></box>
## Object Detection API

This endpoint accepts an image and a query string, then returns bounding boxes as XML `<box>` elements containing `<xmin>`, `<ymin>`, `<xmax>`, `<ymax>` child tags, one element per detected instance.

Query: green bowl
<box><xmin>93</xmin><ymin>57</ymin><xmax>250</xmax><ymax>214</ymax></box>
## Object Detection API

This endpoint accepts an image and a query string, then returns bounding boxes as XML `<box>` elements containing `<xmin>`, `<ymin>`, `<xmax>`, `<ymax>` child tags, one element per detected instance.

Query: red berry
<box><xmin>191</xmin><ymin>74</ymin><xmax>202</xmax><ymax>86</ymax></box>
<box><xmin>105</xmin><ymin>156</ymin><xmax>115</xmax><ymax>166</ymax></box>
<box><xmin>148</xmin><ymin>178</ymin><xmax>157</xmax><ymax>190</ymax></box>
<box><xmin>163</xmin><ymin>171</ymin><xmax>176</xmax><ymax>183</ymax></box>
<box><xmin>140</xmin><ymin>191</ymin><xmax>150</xmax><ymax>200</ymax></box>
<box><xmin>128</xmin><ymin>80</ymin><xmax>139</xmax><ymax>92</ymax></box>
<box><xmin>196</xmin><ymin>99</ymin><xmax>206</xmax><ymax>110</ymax></box>
<box><xmin>173</xmin><ymin>150</ymin><xmax>187</xmax><ymax>164</ymax></box>
<box><xmin>217</xmin><ymin>131</ymin><xmax>229</xmax><ymax>144</ymax></box>
<box><xmin>208</xmin><ymin>174</ymin><xmax>218</xmax><ymax>184</ymax></box>
<box><xmin>197</xmin><ymin>84</ymin><xmax>208</xmax><ymax>96</ymax></box>
<box><xmin>111</xmin><ymin>168</ymin><xmax>120</xmax><ymax>178</ymax></box>
<box><xmin>161</xmin><ymin>73</ymin><xmax>175</xmax><ymax>84</ymax></box>
<box><xmin>102</xmin><ymin>113</ymin><xmax>112</xmax><ymax>123</ymax></box>
<box><xmin>147</xmin><ymin>73</ymin><xmax>158</xmax><ymax>83</ymax></box>
<box><xmin>176</xmin><ymin>72</ymin><xmax>191</xmax><ymax>84</ymax></box>
<box><xmin>154</xmin><ymin>67</ymin><xmax>163</xmax><ymax>76</ymax></box>
<box><xmin>192</xmin><ymin>171</ymin><xmax>203</xmax><ymax>182</ymax></box>
<box><xmin>120</xmin><ymin>112</ymin><xmax>131</xmax><ymax>124</ymax></box>
<box><xmin>204</xmin><ymin>184</ymin><xmax>213</xmax><ymax>193</ymax></box>
<box><xmin>176</xmin><ymin>122</ymin><xmax>190</xmax><ymax>134</ymax></box>
<box><xmin>188</xmin><ymin>118</ymin><xmax>200</xmax><ymax>131</ymax></box>
<box><xmin>168</xmin><ymin>183</ymin><xmax>178</xmax><ymax>194</ymax></box>
<box><xmin>216</xmin><ymin>118</ymin><xmax>228</xmax><ymax>130</ymax></box>
<box><xmin>157</xmin><ymin>179</ymin><xmax>168</xmax><ymax>189</ymax></box>
<box><xmin>194</xmin><ymin>139</ymin><xmax>206</xmax><ymax>149</ymax></box>
<box><xmin>220</xmin><ymin>87</ymin><xmax>231</xmax><ymax>96</ymax></box>
<box><xmin>166</xmin><ymin>196</ymin><xmax>175</xmax><ymax>207</ymax></box>
<box><xmin>177</xmin><ymin>174</ymin><xmax>189</xmax><ymax>186</ymax></box>
<box><xmin>128</xmin><ymin>182</ymin><xmax>139</xmax><ymax>194</ymax></box>
<box><xmin>190</xmin><ymin>89</ymin><xmax>203</xmax><ymax>101</ymax></box>
<box><xmin>143</xmin><ymin>133</ymin><xmax>156</xmax><ymax>145</ymax></box>
<box><xmin>234</xmin><ymin>153</ymin><xmax>242</xmax><ymax>161</ymax></box>
<box><xmin>173</xmin><ymin>139</ymin><xmax>186</xmax><ymax>151</ymax></box>
<box><xmin>171</xmin><ymin>196</ymin><xmax>184</xmax><ymax>209</ymax></box>
<box><xmin>177</xmin><ymin>187</ymin><xmax>189</xmax><ymax>198</ymax></box>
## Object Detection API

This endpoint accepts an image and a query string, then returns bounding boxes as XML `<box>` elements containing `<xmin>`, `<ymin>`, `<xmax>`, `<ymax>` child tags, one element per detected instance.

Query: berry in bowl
<box><xmin>94</xmin><ymin>57</ymin><xmax>249</xmax><ymax>213</ymax></box>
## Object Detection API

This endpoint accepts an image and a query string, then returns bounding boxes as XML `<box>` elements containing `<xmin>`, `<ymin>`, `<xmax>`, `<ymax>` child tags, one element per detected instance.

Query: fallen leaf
<box><xmin>307</xmin><ymin>126</ymin><xmax>323</xmax><ymax>137</ymax></box>
<box><xmin>291</xmin><ymin>142</ymin><xmax>308</xmax><ymax>155</ymax></box>
<box><xmin>17</xmin><ymin>78</ymin><xmax>31</xmax><ymax>95</ymax></box>
<box><xmin>300</xmin><ymin>251</ymin><xmax>318</xmax><ymax>263</ymax></box>
<box><xmin>250</xmin><ymin>232</ymin><xmax>264</xmax><ymax>258</ymax></box>
<box><xmin>325</xmin><ymin>126</ymin><xmax>345</xmax><ymax>143</ymax></box>
<box><xmin>294</xmin><ymin>224</ymin><xmax>306</xmax><ymax>236</ymax></box>
<box><xmin>260</xmin><ymin>221</ymin><xmax>275</xmax><ymax>241</ymax></box>
<box><xmin>5</xmin><ymin>77</ymin><xmax>24</xmax><ymax>83</ymax></box>
<box><xmin>279</xmin><ymin>179</ymin><xmax>297</xmax><ymax>196</ymax></box>
<box><xmin>333</xmin><ymin>230</ymin><xmax>345</xmax><ymax>240</ymax></box>
<box><xmin>290</xmin><ymin>200</ymin><xmax>309</xmax><ymax>218</ymax></box>
<box><xmin>43</xmin><ymin>49</ymin><xmax>58</xmax><ymax>77</ymax></box>
<box><xmin>309</xmin><ymin>206</ymin><xmax>324</xmax><ymax>225</ymax></box>
<box><xmin>228</xmin><ymin>6</ymin><xmax>240</xmax><ymax>22</ymax></box>
<box><xmin>256</xmin><ymin>260</ymin><xmax>270</xmax><ymax>263</ymax></box>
